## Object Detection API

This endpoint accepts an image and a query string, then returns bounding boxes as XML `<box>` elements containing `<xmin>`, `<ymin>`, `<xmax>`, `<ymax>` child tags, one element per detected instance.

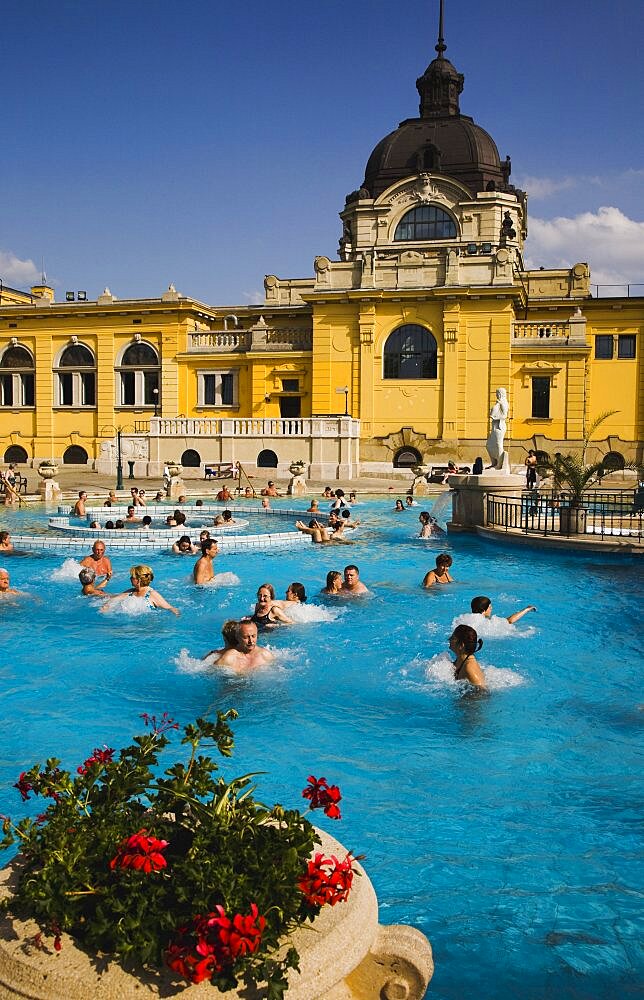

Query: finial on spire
<box><xmin>435</xmin><ymin>0</ymin><xmax>446</xmax><ymax>57</ymax></box>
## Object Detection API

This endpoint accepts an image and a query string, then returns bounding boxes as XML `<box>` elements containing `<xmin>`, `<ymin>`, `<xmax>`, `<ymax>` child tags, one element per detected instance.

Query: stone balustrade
<box><xmin>512</xmin><ymin>321</ymin><xmax>570</xmax><ymax>341</ymax></box>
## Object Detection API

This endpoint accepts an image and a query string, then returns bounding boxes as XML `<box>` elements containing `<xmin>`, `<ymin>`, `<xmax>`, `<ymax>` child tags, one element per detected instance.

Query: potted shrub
<box><xmin>0</xmin><ymin>711</ymin><xmax>370</xmax><ymax>997</ymax></box>
<box><xmin>288</xmin><ymin>460</ymin><xmax>306</xmax><ymax>477</ymax></box>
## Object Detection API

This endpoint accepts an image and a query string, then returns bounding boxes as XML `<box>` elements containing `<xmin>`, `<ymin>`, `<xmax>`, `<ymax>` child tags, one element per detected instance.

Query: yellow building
<box><xmin>0</xmin><ymin>32</ymin><xmax>641</xmax><ymax>480</ymax></box>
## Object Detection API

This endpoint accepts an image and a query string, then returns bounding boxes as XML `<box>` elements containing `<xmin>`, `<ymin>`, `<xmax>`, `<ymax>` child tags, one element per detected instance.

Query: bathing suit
<box><xmin>143</xmin><ymin>588</ymin><xmax>157</xmax><ymax>610</ymax></box>
<box><xmin>454</xmin><ymin>655</ymin><xmax>472</xmax><ymax>681</ymax></box>
<box><xmin>251</xmin><ymin>609</ymin><xmax>275</xmax><ymax>629</ymax></box>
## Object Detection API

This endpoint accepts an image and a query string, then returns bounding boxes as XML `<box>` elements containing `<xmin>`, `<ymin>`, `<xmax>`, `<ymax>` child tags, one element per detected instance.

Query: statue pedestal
<box><xmin>37</xmin><ymin>478</ymin><xmax>62</xmax><ymax>502</ymax></box>
<box><xmin>447</xmin><ymin>473</ymin><xmax>524</xmax><ymax>533</ymax></box>
<box><xmin>287</xmin><ymin>474</ymin><xmax>307</xmax><ymax>496</ymax></box>
<box><xmin>167</xmin><ymin>476</ymin><xmax>185</xmax><ymax>499</ymax></box>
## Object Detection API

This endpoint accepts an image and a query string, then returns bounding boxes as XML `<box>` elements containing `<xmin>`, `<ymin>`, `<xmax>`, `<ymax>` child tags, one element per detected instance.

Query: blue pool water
<box><xmin>0</xmin><ymin>498</ymin><xmax>642</xmax><ymax>999</ymax></box>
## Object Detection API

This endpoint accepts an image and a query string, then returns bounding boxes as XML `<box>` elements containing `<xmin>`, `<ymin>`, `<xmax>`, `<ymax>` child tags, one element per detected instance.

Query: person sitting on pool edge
<box><xmin>79</xmin><ymin>566</ymin><xmax>109</xmax><ymax>598</ymax></box>
<box><xmin>470</xmin><ymin>595</ymin><xmax>537</xmax><ymax>625</ymax></box>
<box><xmin>449</xmin><ymin>623</ymin><xmax>486</xmax><ymax>689</ymax></box>
<box><xmin>215</xmin><ymin>620</ymin><xmax>274</xmax><ymax>671</ymax></box>
<box><xmin>422</xmin><ymin>553</ymin><xmax>453</xmax><ymax>587</ymax></box>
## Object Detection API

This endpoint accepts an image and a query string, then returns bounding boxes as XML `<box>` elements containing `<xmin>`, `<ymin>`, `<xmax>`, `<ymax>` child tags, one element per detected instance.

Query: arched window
<box><xmin>394</xmin><ymin>205</ymin><xmax>457</xmax><ymax>242</ymax></box>
<box><xmin>4</xmin><ymin>445</ymin><xmax>28</xmax><ymax>463</ymax></box>
<box><xmin>384</xmin><ymin>325</ymin><xmax>438</xmax><ymax>379</ymax></box>
<box><xmin>116</xmin><ymin>341</ymin><xmax>160</xmax><ymax>407</ymax></box>
<box><xmin>602</xmin><ymin>451</ymin><xmax>625</xmax><ymax>472</ymax></box>
<box><xmin>181</xmin><ymin>449</ymin><xmax>201</xmax><ymax>468</ymax></box>
<box><xmin>55</xmin><ymin>343</ymin><xmax>96</xmax><ymax>407</ymax></box>
<box><xmin>393</xmin><ymin>447</ymin><xmax>422</xmax><ymax>468</ymax></box>
<box><xmin>63</xmin><ymin>445</ymin><xmax>88</xmax><ymax>465</ymax></box>
<box><xmin>257</xmin><ymin>449</ymin><xmax>278</xmax><ymax>468</ymax></box>
<box><xmin>0</xmin><ymin>344</ymin><xmax>35</xmax><ymax>407</ymax></box>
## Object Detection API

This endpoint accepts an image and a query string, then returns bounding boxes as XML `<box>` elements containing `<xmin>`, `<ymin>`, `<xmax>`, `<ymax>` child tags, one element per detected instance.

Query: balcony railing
<box><xmin>512</xmin><ymin>321</ymin><xmax>570</xmax><ymax>341</ymax></box>
<box><xmin>590</xmin><ymin>283</ymin><xmax>644</xmax><ymax>298</ymax></box>
<box><xmin>187</xmin><ymin>328</ymin><xmax>312</xmax><ymax>352</ymax></box>
<box><xmin>189</xmin><ymin>332</ymin><xmax>251</xmax><ymax>352</ymax></box>
<box><xmin>149</xmin><ymin>416</ymin><xmax>360</xmax><ymax>438</ymax></box>
<box><xmin>486</xmin><ymin>490</ymin><xmax>643</xmax><ymax>542</ymax></box>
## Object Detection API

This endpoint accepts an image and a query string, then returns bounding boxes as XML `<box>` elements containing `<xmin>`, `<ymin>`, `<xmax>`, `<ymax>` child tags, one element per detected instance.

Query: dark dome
<box><xmin>364</xmin><ymin>114</ymin><xmax>508</xmax><ymax>199</ymax></box>
<box><xmin>357</xmin><ymin>43</ymin><xmax>512</xmax><ymax>200</ymax></box>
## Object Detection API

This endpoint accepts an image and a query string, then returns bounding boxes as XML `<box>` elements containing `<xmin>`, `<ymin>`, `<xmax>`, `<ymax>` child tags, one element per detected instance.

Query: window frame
<box><xmin>531</xmin><ymin>376</ymin><xmax>551</xmax><ymax>419</ymax></box>
<box><xmin>383</xmin><ymin>324</ymin><xmax>438</xmax><ymax>381</ymax></box>
<box><xmin>54</xmin><ymin>343</ymin><xmax>96</xmax><ymax>408</ymax></box>
<box><xmin>617</xmin><ymin>334</ymin><xmax>636</xmax><ymax>359</ymax></box>
<box><xmin>197</xmin><ymin>369</ymin><xmax>239</xmax><ymax>408</ymax></box>
<box><xmin>394</xmin><ymin>204</ymin><xmax>458</xmax><ymax>242</ymax></box>
<box><xmin>594</xmin><ymin>335</ymin><xmax>614</xmax><ymax>359</ymax></box>
<box><xmin>115</xmin><ymin>340</ymin><xmax>160</xmax><ymax>408</ymax></box>
<box><xmin>0</xmin><ymin>345</ymin><xmax>36</xmax><ymax>408</ymax></box>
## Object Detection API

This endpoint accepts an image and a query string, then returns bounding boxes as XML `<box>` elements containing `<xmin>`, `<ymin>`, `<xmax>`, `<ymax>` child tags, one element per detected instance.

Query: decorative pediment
<box><xmin>517</xmin><ymin>360</ymin><xmax>563</xmax><ymax>388</ymax></box>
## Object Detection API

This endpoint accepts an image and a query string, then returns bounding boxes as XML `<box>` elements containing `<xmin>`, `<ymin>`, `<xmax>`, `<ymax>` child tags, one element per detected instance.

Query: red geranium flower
<box><xmin>298</xmin><ymin>852</ymin><xmax>356</xmax><ymax>907</ymax></box>
<box><xmin>77</xmin><ymin>746</ymin><xmax>115</xmax><ymax>775</ymax></box>
<box><xmin>109</xmin><ymin>829</ymin><xmax>169</xmax><ymax>874</ymax></box>
<box><xmin>165</xmin><ymin>905</ymin><xmax>266</xmax><ymax>984</ymax></box>
<box><xmin>14</xmin><ymin>772</ymin><xmax>34</xmax><ymax>802</ymax></box>
<box><xmin>302</xmin><ymin>774</ymin><xmax>342</xmax><ymax>819</ymax></box>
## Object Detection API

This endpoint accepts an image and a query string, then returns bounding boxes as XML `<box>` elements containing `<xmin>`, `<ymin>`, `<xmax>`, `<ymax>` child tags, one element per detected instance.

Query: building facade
<box><xmin>1</xmin><ymin>30</ymin><xmax>641</xmax><ymax>479</ymax></box>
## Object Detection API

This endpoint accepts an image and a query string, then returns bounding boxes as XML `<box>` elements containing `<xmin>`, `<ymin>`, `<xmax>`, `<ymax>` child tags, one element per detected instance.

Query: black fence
<box><xmin>487</xmin><ymin>489</ymin><xmax>644</xmax><ymax>543</ymax></box>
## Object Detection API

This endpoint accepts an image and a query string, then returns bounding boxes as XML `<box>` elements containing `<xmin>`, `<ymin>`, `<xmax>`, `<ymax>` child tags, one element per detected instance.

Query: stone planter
<box><xmin>288</xmin><ymin>463</ymin><xmax>306</xmax><ymax>477</ymax></box>
<box><xmin>37</xmin><ymin>465</ymin><xmax>58</xmax><ymax>480</ymax></box>
<box><xmin>0</xmin><ymin>829</ymin><xmax>433</xmax><ymax>999</ymax></box>
<box><xmin>166</xmin><ymin>463</ymin><xmax>182</xmax><ymax>478</ymax></box>
<box><xmin>559</xmin><ymin>504</ymin><xmax>587</xmax><ymax>535</ymax></box>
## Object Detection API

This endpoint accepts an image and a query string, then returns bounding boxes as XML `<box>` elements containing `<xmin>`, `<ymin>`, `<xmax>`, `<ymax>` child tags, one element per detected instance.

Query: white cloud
<box><xmin>0</xmin><ymin>250</ymin><xmax>41</xmax><ymax>288</ymax></box>
<box><xmin>525</xmin><ymin>206</ymin><xmax>644</xmax><ymax>285</ymax></box>
<box><xmin>518</xmin><ymin>175</ymin><xmax>577</xmax><ymax>200</ymax></box>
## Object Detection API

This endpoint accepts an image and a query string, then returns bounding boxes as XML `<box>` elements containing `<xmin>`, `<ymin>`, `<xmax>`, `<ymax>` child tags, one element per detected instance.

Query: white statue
<box><xmin>486</xmin><ymin>387</ymin><xmax>509</xmax><ymax>471</ymax></box>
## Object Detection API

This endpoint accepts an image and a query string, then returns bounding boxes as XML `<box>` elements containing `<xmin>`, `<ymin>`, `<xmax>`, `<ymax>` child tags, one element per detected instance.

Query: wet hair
<box><xmin>344</xmin><ymin>564</ymin><xmax>359</xmax><ymax>574</ymax></box>
<box><xmin>326</xmin><ymin>570</ymin><xmax>341</xmax><ymax>589</ymax></box>
<box><xmin>341</xmin><ymin>510</ymin><xmax>351</xmax><ymax>519</ymax></box>
<box><xmin>257</xmin><ymin>582</ymin><xmax>276</xmax><ymax>599</ymax></box>
<box><xmin>436</xmin><ymin>553</ymin><xmax>453</xmax><ymax>567</ymax></box>
<box><xmin>195</xmin><ymin>499</ymin><xmax>203</xmax><ymax>506</ymax></box>
<box><xmin>130</xmin><ymin>564</ymin><xmax>154</xmax><ymax>584</ymax></box>
<box><xmin>142</xmin><ymin>515</ymin><xmax>152</xmax><ymax>526</ymax></box>
<box><xmin>395</xmin><ymin>499</ymin><xmax>404</xmax><ymax>509</ymax></box>
<box><xmin>308</xmin><ymin>519</ymin><xmax>318</xmax><ymax>528</ymax></box>
<box><xmin>127</xmin><ymin>506</ymin><xmax>135</xmax><ymax>514</ymax></box>
<box><xmin>202</xmin><ymin>538</ymin><xmax>217</xmax><ymax>556</ymax></box>
<box><xmin>221</xmin><ymin>619</ymin><xmax>238</xmax><ymax>648</ymax></box>
<box><xmin>0</xmin><ymin>531</ymin><xmax>10</xmax><ymax>543</ymax></box>
<box><xmin>105</xmin><ymin>520</ymin><xmax>114</xmax><ymax>530</ymax></box>
<box><xmin>419</xmin><ymin>511</ymin><xmax>430</xmax><ymax>524</ymax></box>
<box><xmin>78</xmin><ymin>491</ymin><xmax>86</xmax><ymax>498</ymax></box>
<box><xmin>288</xmin><ymin>582</ymin><xmax>306</xmax><ymax>602</ymax></box>
<box><xmin>175</xmin><ymin>512</ymin><xmax>187</xmax><ymax>526</ymax></box>
<box><xmin>178</xmin><ymin>496</ymin><xmax>187</xmax><ymax>503</ymax></box>
<box><xmin>104</xmin><ymin>500</ymin><xmax>112</xmax><ymax>507</ymax></box>
<box><xmin>178</xmin><ymin>535</ymin><xmax>192</xmax><ymax>547</ymax></box>
<box><xmin>114</xmin><ymin>519</ymin><xmax>125</xmax><ymax>529</ymax></box>
<box><xmin>222</xmin><ymin>510</ymin><xmax>233</xmax><ymax>521</ymax></box>
<box><xmin>471</xmin><ymin>596</ymin><xmax>492</xmax><ymax>614</ymax></box>
<box><xmin>199</xmin><ymin>529</ymin><xmax>211</xmax><ymax>540</ymax></box>
<box><xmin>213</xmin><ymin>514</ymin><xmax>225</xmax><ymax>526</ymax></box>
<box><xmin>451</xmin><ymin>624</ymin><xmax>483</xmax><ymax>655</ymax></box>
<box><xmin>79</xmin><ymin>567</ymin><xmax>96</xmax><ymax>584</ymax></box>
<box><xmin>335</xmin><ymin>489</ymin><xmax>345</xmax><ymax>498</ymax></box>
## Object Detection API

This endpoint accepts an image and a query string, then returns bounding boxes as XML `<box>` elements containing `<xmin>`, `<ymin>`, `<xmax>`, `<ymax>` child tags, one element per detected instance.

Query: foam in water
<box><xmin>283</xmin><ymin>602</ymin><xmax>345</xmax><ymax>624</ymax></box>
<box><xmin>422</xmin><ymin>652</ymin><xmax>525</xmax><ymax>690</ymax></box>
<box><xmin>204</xmin><ymin>572</ymin><xmax>242</xmax><ymax>587</ymax></box>
<box><xmin>51</xmin><ymin>558</ymin><xmax>83</xmax><ymax>581</ymax></box>
<box><xmin>451</xmin><ymin>611</ymin><xmax>536</xmax><ymax>639</ymax></box>
<box><xmin>100</xmin><ymin>594</ymin><xmax>155</xmax><ymax>616</ymax></box>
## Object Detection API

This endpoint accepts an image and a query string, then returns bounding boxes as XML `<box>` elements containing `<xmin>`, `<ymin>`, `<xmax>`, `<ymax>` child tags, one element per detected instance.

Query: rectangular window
<box><xmin>198</xmin><ymin>370</ymin><xmax>238</xmax><ymax>407</ymax></box>
<box><xmin>0</xmin><ymin>373</ymin><xmax>13</xmax><ymax>406</ymax></box>
<box><xmin>143</xmin><ymin>371</ymin><xmax>159</xmax><ymax>404</ymax></box>
<box><xmin>281</xmin><ymin>378</ymin><xmax>299</xmax><ymax>392</ymax></box>
<box><xmin>617</xmin><ymin>334</ymin><xmax>636</xmax><ymax>359</ymax></box>
<box><xmin>59</xmin><ymin>372</ymin><xmax>73</xmax><ymax>406</ymax></box>
<box><xmin>21</xmin><ymin>373</ymin><xmax>35</xmax><ymax>407</ymax></box>
<box><xmin>595</xmin><ymin>335</ymin><xmax>613</xmax><ymax>359</ymax></box>
<box><xmin>531</xmin><ymin>377</ymin><xmax>550</xmax><ymax>419</ymax></box>
<box><xmin>81</xmin><ymin>371</ymin><xmax>95</xmax><ymax>406</ymax></box>
<box><xmin>120</xmin><ymin>371</ymin><xmax>136</xmax><ymax>406</ymax></box>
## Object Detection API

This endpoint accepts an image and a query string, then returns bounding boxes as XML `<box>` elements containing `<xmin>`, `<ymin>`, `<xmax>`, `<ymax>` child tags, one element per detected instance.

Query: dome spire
<box><xmin>416</xmin><ymin>0</ymin><xmax>464</xmax><ymax>117</ymax></box>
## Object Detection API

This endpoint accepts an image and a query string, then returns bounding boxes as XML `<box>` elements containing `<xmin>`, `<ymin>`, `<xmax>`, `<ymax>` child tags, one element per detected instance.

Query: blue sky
<box><xmin>2</xmin><ymin>0</ymin><xmax>643</xmax><ymax>302</ymax></box>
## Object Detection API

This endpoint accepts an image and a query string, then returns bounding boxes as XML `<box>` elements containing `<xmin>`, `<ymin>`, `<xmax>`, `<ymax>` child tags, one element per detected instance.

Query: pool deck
<box><xmin>474</xmin><ymin>524</ymin><xmax>643</xmax><ymax>553</ymax></box>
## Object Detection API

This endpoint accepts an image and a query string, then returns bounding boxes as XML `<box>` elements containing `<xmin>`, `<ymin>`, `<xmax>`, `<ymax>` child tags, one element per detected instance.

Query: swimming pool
<box><xmin>0</xmin><ymin>498</ymin><xmax>641</xmax><ymax>998</ymax></box>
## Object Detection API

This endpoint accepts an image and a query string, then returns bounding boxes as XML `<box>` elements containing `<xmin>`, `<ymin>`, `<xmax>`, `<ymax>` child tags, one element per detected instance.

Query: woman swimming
<box><xmin>422</xmin><ymin>553</ymin><xmax>453</xmax><ymax>587</ymax></box>
<box><xmin>250</xmin><ymin>583</ymin><xmax>292</xmax><ymax>629</ymax></box>
<box><xmin>274</xmin><ymin>582</ymin><xmax>307</xmax><ymax>608</ymax></box>
<box><xmin>103</xmin><ymin>564</ymin><xmax>179</xmax><ymax>615</ymax></box>
<box><xmin>449</xmin><ymin>624</ymin><xmax>486</xmax><ymax>689</ymax></box>
<box><xmin>321</xmin><ymin>570</ymin><xmax>342</xmax><ymax>595</ymax></box>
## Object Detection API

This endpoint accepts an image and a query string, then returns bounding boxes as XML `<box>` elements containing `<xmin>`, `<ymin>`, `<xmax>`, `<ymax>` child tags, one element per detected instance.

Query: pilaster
<box><xmin>357</xmin><ymin>304</ymin><xmax>376</xmax><ymax>436</ymax></box>
<box><xmin>441</xmin><ymin>303</ymin><xmax>460</xmax><ymax>442</ymax></box>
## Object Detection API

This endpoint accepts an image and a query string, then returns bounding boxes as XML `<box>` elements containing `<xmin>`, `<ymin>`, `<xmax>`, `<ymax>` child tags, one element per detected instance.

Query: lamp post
<box><xmin>335</xmin><ymin>385</ymin><xmax>349</xmax><ymax>417</ymax></box>
<box><xmin>152</xmin><ymin>386</ymin><xmax>159</xmax><ymax>417</ymax></box>
<box><xmin>116</xmin><ymin>429</ymin><xmax>124</xmax><ymax>491</ymax></box>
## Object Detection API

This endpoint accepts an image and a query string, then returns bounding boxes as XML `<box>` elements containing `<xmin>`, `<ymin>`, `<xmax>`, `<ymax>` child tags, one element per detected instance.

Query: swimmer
<box><xmin>130</xmin><ymin>487</ymin><xmax>145</xmax><ymax>507</ymax></box>
<box><xmin>174</xmin><ymin>510</ymin><xmax>187</xmax><ymax>527</ymax></box>
<box><xmin>405</xmin><ymin>496</ymin><xmax>418</xmax><ymax>507</ymax></box>
<box><xmin>199</xmin><ymin>529</ymin><xmax>211</xmax><ymax>544</ymax></box>
<box><xmin>114</xmin><ymin>519</ymin><xmax>125</xmax><ymax>529</ymax></box>
<box><xmin>222</xmin><ymin>510</ymin><xmax>236</xmax><ymax>523</ymax></box>
<box><xmin>251</xmin><ymin>584</ymin><xmax>293</xmax><ymax>628</ymax></box>
<box><xmin>296</xmin><ymin>519</ymin><xmax>332</xmax><ymax>543</ymax></box>
<box><xmin>73</xmin><ymin>491</ymin><xmax>88</xmax><ymax>517</ymax></box>
<box><xmin>140</xmin><ymin>515</ymin><xmax>153</xmax><ymax>529</ymax></box>
<box><xmin>418</xmin><ymin>511</ymin><xmax>442</xmax><ymax>538</ymax></box>
<box><xmin>106</xmin><ymin>490</ymin><xmax>117</xmax><ymax>504</ymax></box>
<box><xmin>0</xmin><ymin>567</ymin><xmax>23</xmax><ymax>596</ymax></box>
<box><xmin>274</xmin><ymin>582</ymin><xmax>306</xmax><ymax>608</ymax></box>
<box><xmin>244</xmin><ymin>486</ymin><xmax>254</xmax><ymax>498</ymax></box>
<box><xmin>422</xmin><ymin>553</ymin><xmax>453</xmax><ymax>587</ymax></box>
<box><xmin>261</xmin><ymin>481</ymin><xmax>280</xmax><ymax>497</ymax></box>
<box><xmin>341</xmin><ymin>564</ymin><xmax>368</xmax><ymax>595</ymax></box>
<box><xmin>261</xmin><ymin>498</ymin><xmax>271</xmax><ymax>510</ymax></box>
<box><xmin>203</xmin><ymin>619</ymin><xmax>239</xmax><ymax>664</ymax></box>
<box><xmin>216</xmin><ymin>486</ymin><xmax>233</xmax><ymax>502</ymax></box>
<box><xmin>306</xmin><ymin>499</ymin><xmax>320</xmax><ymax>514</ymax></box>
<box><xmin>0</xmin><ymin>531</ymin><xmax>14</xmax><ymax>552</ymax></box>
<box><xmin>449</xmin><ymin>624</ymin><xmax>486</xmax><ymax>689</ymax></box>
<box><xmin>194</xmin><ymin>538</ymin><xmax>218</xmax><ymax>584</ymax></box>
<box><xmin>348</xmin><ymin>491</ymin><xmax>358</xmax><ymax>505</ymax></box>
<box><xmin>330</xmin><ymin>489</ymin><xmax>346</xmax><ymax>510</ymax></box>
<box><xmin>125</xmin><ymin>505</ymin><xmax>141</xmax><ymax>523</ymax></box>
<box><xmin>89</xmin><ymin>521</ymin><xmax>100</xmax><ymax>529</ymax></box>
<box><xmin>178</xmin><ymin>495</ymin><xmax>187</xmax><ymax>504</ymax></box>
<box><xmin>105</xmin><ymin>520</ymin><xmax>115</xmax><ymax>530</ymax></box>
<box><xmin>322</xmin><ymin>486</ymin><xmax>333</xmax><ymax>499</ymax></box>
<box><xmin>321</xmin><ymin>570</ymin><xmax>342</xmax><ymax>595</ymax></box>
<box><xmin>195</xmin><ymin>499</ymin><xmax>204</xmax><ymax>507</ymax></box>
<box><xmin>394</xmin><ymin>499</ymin><xmax>405</xmax><ymax>512</ymax></box>
<box><xmin>154</xmin><ymin>491</ymin><xmax>165</xmax><ymax>502</ymax></box>
<box><xmin>172</xmin><ymin>535</ymin><xmax>199</xmax><ymax>554</ymax></box>
<box><xmin>165</xmin><ymin>515</ymin><xmax>178</xmax><ymax>527</ymax></box>
<box><xmin>215</xmin><ymin>621</ymin><xmax>274</xmax><ymax>671</ymax></box>
<box><xmin>80</xmin><ymin>540</ymin><xmax>113</xmax><ymax>586</ymax></box>
<box><xmin>213</xmin><ymin>514</ymin><xmax>225</xmax><ymax>526</ymax></box>
<box><xmin>104</xmin><ymin>564</ymin><xmax>179</xmax><ymax>615</ymax></box>
<box><xmin>470</xmin><ymin>595</ymin><xmax>537</xmax><ymax>624</ymax></box>
<box><xmin>78</xmin><ymin>567</ymin><xmax>109</xmax><ymax>598</ymax></box>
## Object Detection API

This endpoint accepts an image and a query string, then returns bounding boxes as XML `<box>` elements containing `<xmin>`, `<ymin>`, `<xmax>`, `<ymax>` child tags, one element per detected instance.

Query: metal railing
<box><xmin>486</xmin><ymin>490</ymin><xmax>643</xmax><ymax>542</ymax></box>
<box><xmin>590</xmin><ymin>284</ymin><xmax>644</xmax><ymax>298</ymax></box>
